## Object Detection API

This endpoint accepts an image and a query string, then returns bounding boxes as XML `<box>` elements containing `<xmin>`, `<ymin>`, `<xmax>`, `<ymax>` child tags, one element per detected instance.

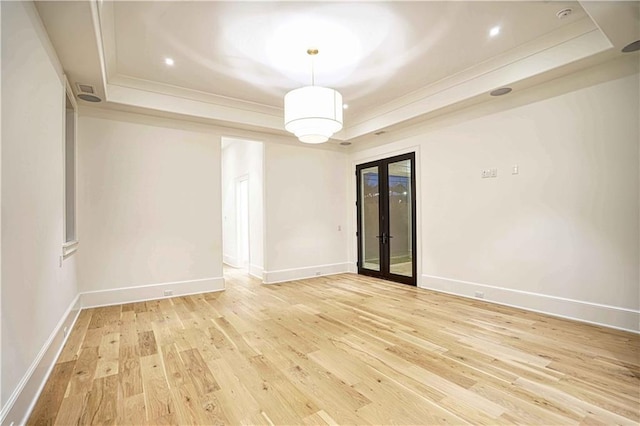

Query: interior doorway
<box><xmin>221</xmin><ymin>138</ymin><xmax>264</xmax><ymax>280</ymax></box>
<box><xmin>356</xmin><ymin>152</ymin><xmax>416</xmax><ymax>285</ymax></box>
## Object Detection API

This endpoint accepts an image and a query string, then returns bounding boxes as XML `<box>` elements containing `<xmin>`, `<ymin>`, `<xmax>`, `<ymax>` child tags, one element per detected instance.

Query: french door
<box><xmin>356</xmin><ymin>153</ymin><xmax>416</xmax><ymax>285</ymax></box>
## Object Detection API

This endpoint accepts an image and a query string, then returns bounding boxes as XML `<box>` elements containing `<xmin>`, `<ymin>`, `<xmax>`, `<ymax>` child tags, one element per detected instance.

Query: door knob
<box><xmin>376</xmin><ymin>234</ymin><xmax>388</xmax><ymax>244</ymax></box>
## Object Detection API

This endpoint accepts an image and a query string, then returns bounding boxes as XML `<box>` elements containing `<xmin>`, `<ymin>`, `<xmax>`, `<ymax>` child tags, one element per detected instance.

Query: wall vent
<box><xmin>76</xmin><ymin>83</ymin><xmax>95</xmax><ymax>94</ymax></box>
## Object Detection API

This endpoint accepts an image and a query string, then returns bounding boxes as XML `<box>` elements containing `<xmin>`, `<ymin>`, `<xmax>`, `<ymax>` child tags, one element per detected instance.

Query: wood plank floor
<box><xmin>29</xmin><ymin>269</ymin><xmax>639</xmax><ymax>425</ymax></box>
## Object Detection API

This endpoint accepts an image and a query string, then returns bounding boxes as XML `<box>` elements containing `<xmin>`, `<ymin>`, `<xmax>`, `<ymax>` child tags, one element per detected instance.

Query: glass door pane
<box><xmin>356</xmin><ymin>152</ymin><xmax>415</xmax><ymax>286</ymax></box>
<box><xmin>388</xmin><ymin>159</ymin><xmax>413</xmax><ymax>277</ymax></box>
<box><xmin>361</xmin><ymin>166</ymin><xmax>380</xmax><ymax>271</ymax></box>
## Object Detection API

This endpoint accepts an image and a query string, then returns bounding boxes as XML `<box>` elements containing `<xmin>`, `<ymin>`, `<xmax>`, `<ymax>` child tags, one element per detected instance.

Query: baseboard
<box><xmin>249</xmin><ymin>264</ymin><xmax>264</xmax><ymax>281</ymax></box>
<box><xmin>263</xmin><ymin>262</ymin><xmax>350</xmax><ymax>284</ymax></box>
<box><xmin>80</xmin><ymin>276</ymin><xmax>225</xmax><ymax>308</ymax></box>
<box><xmin>421</xmin><ymin>274</ymin><xmax>640</xmax><ymax>333</ymax></box>
<box><xmin>223</xmin><ymin>254</ymin><xmax>239</xmax><ymax>268</ymax></box>
<box><xmin>0</xmin><ymin>295</ymin><xmax>81</xmax><ymax>426</ymax></box>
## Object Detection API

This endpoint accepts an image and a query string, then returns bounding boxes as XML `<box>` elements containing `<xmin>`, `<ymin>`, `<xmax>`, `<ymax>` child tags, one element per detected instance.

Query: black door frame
<box><xmin>356</xmin><ymin>152</ymin><xmax>417</xmax><ymax>286</ymax></box>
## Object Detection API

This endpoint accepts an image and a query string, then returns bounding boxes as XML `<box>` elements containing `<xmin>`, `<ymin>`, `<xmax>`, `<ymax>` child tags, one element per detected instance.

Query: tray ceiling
<box><xmin>36</xmin><ymin>1</ymin><xmax>640</xmax><ymax>143</ymax></box>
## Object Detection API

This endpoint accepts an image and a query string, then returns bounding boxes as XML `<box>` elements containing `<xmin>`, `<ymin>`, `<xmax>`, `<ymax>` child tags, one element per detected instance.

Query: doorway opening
<box><xmin>356</xmin><ymin>152</ymin><xmax>416</xmax><ymax>285</ymax></box>
<box><xmin>221</xmin><ymin>138</ymin><xmax>264</xmax><ymax>280</ymax></box>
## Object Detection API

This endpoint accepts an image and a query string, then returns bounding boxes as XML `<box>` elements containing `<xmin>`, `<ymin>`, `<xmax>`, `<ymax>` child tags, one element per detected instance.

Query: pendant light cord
<box><xmin>307</xmin><ymin>48</ymin><xmax>319</xmax><ymax>86</ymax></box>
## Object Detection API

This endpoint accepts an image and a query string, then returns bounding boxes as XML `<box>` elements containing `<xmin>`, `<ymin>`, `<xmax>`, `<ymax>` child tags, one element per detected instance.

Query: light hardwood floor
<box><xmin>29</xmin><ymin>269</ymin><xmax>639</xmax><ymax>425</ymax></box>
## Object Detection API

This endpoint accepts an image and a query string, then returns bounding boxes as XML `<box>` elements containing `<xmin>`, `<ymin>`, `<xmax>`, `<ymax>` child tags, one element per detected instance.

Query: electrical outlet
<box><xmin>163</xmin><ymin>290</ymin><xmax>173</xmax><ymax>297</ymax></box>
<box><xmin>63</xmin><ymin>326</ymin><xmax>68</xmax><ymax>338</ymax></box>
<box><xmin>315</xmin><ymin>272</ymin><xmax>321</xmax><ymax>276</ymax></box>
<box><xmin>474</xmin><ymin>291</ymin><xmax>484</xmax><ymax>299</ymax></box>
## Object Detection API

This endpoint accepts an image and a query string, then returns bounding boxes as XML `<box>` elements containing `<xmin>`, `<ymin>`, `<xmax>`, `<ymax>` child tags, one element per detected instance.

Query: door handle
<box><xmin>376</xmin><ymin>233</ymin><xmax>389</xmax><ymax>244</ymax></box>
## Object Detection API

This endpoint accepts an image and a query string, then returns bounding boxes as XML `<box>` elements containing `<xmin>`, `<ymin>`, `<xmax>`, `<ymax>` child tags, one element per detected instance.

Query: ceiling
<box><xmin>36</xmin><ymin>1</ymin><xmax>640</xmax><ymax>145</ymax></box>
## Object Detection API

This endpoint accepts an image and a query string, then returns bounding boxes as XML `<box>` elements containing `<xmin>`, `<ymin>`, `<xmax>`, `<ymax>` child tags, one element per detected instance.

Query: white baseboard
<box><xmin>80</xmin><ymin>276</ymin><xmax>225</xmax><ymax>308</ymax></box>
<box><xmin>0</xmin><ymin>295</ymin><xmax>81</xmax><ymax>426</ymax></box>
<box><xmin>223</xmin><ymin>254</ymin><xmax>239</xmax><ymax>268</ymax></box>
<box><xmin>249</xmin><ymin>264</ymin><xmax>263</xmax><ymax>281</ymax></box>
<box><xmin>421</xmin><ymin>274</ymin><xmax>640</xmax><ymax>333</ymax></box>
<box><xmin>263</xmin><ymin>262</ymin><xmax>350</xmax><ymax>284</ymax></box>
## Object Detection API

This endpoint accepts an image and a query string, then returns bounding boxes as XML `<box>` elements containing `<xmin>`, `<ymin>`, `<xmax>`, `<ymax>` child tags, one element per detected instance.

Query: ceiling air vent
<box><xmin>75</xmin><ymin>82</ymin><xmax>102</xmax><ymax>103</ymax></box>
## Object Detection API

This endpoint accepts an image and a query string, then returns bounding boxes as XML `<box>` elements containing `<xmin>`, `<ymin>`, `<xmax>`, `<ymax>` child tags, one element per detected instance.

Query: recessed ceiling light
<box><xmin>489</xmin><ymin>26</ymin><xmax>500</xmax><ymax>37</ymax></box>
<box><xmin>490</xmin><ymin>87</ymin><xmax>512</xmax><ymax>96</ymax></box>
<box><xmin>343</xmin><ymin>104</ymin><xmax>349</xmax><ymax>110</ymax></box>
<box><xmin>164</xmin><ymin>57</ymin><xmax>175</xmax><ymax>66</ymax></box>
<box><xmin>556</xmin><ymin>8</ymin><xmax>572</xmax><ymax>19</ymax></box>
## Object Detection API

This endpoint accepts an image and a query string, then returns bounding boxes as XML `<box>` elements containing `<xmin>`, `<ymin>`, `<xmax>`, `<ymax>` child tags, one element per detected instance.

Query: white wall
<box><xmin>0</xmin><ymin>1</ymin><xmax>3</xmax><ymax>407</ymax></box>
<box><xmin>264</xmin><ymin>143</ymin><xmax>350</xmax><ymax>283</ymax></box>
<box><xmin>221</xmin><ymin>138</ymin><xmax>264</xmax><ymax>278</ymax></box>
<box><xmin>351</xmin><ymin>69</ymin><xmax>640</xmax><ymax>331</ymax></box>
<box><xmin>77</xmin><ymin>110</ymin><xmax>224</xmax><ymax>305</ymax></box>
<box><xmin>76</xmin><ymin>109</ymin><xmax>353</xmax><ymax>293</ymax></box>
<box><xmin>1</xmin><ymin>1</ymin><xmax>79</xmax><ymax>421</ymax></box>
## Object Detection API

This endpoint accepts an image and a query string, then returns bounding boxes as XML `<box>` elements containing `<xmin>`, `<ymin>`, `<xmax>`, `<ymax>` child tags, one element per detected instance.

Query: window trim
<box><xmin>63</xmin><ymin>76</ymin><xmax>79</xmax><ymax>258</ymax></box>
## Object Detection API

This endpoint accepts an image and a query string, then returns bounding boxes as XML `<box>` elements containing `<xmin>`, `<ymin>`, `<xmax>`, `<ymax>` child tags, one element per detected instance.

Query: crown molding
<box><xmin>85</xmin><ymin>0</ymin><xmax>637</xmax><ymax>140</ymax></box>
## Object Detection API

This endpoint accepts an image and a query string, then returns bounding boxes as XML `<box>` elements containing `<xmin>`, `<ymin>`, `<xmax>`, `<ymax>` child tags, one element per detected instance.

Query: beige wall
<box><xmin>351</xmin><ymin>69</ymin><xmax>640</xmax><ymax>330</ymax></box>
<box><xmin>1</xmin><ymin>0</ymin><xmax>3</xmax><ymax>407</ymax></box>
<box><xmin>76</xmin><ymin>110</ymin><xmax>352</xmax><ymax>289</ymax></box>
<box><xmin>264</xmin><ymin>143</ymin><xmax>350</xmax><ymax>283</ymax></box>
<box><xmin>1</xmin><ymin>0</ymin><xmax>79</xmax><ymax>415</ymax></box>
<box><xmin>77</xmin><ymin>111</ymin><xmax>224</xmax><ymax>301</ymax></box>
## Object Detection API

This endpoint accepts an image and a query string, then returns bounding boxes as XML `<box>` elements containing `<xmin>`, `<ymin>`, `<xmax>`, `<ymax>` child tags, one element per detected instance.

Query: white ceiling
<box><xmin>36</xmin><ymin>1</ymin><xmax>640</xmax><ymax>144</ymax></box>
<box><xmin>112</xmin><ymin>1</ymin><xmax>590</xmax><ymax>109</ymax></box>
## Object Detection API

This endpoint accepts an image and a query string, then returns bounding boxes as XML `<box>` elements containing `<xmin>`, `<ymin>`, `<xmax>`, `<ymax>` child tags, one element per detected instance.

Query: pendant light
<box><xmin>284</xmin><ymin>49</ymin><xmax>343</xmax><ymax>144</ymax></box>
